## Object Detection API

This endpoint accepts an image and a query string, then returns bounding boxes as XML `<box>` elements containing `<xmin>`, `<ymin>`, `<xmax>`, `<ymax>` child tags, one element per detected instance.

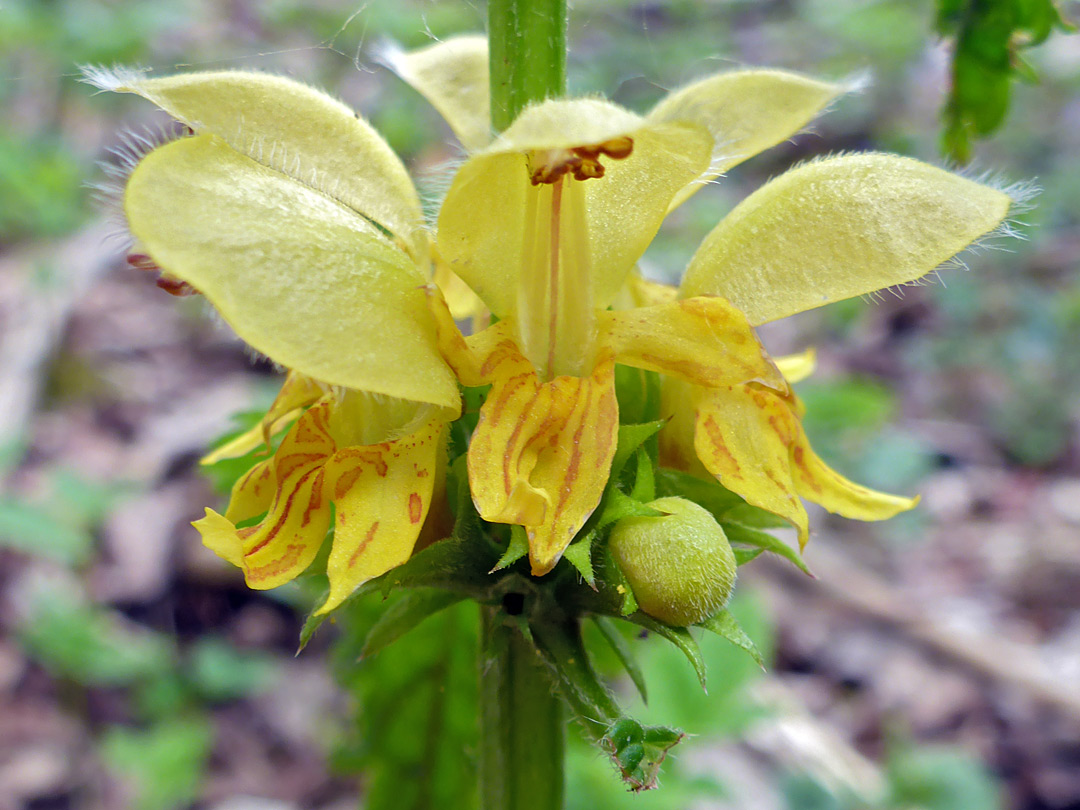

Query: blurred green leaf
<box><xmin>187</xmin><ymin>637</ymin><xmax>278</xmax><ymax>701</ymax></box>
<box><xmin>887</xmin><ymin>743</ymin><xmax>1004</xmax><ymax>810</ymax></box>
<box><xmin>102</xmin><ymin>718</ymin><xmax>213</xmax><ymax>810</ymax></box>
<box><xmin>19</xmin><ymin>583</ymin><xmax>173</xmax><ymax>685</ymax></box>
<box><xmin>937</xmin><ymin>0</ymin><xmax>1074</xmax><ymax>161</ymax></box>
<box><xmin>333</xmin><ymin>598</ymin><xmax>480</xmax><ymax>810</ymax></box>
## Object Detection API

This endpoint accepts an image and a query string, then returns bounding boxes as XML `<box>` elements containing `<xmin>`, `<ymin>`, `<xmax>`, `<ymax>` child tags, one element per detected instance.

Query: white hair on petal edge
<box><xmin>86</xmin><ymin>121</ymin><xmax>191</xmax><ymax>252</ymax></box>
<box><xmin>78</xmin><ymin>64</ymin><xmax>150</xmax><ymax>92</ymax></box>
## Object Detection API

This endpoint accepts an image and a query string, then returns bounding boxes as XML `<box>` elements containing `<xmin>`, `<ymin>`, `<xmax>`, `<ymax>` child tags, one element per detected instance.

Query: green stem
<box><xmin>482</xmin><ymin>5</ymin><xmax>569</xmax><ymax>807</ymax></box>
<box><xmin>479</xmin><ymin>607</ymin><xmax>565</xmax><ymax>810</ymax></box>
<box><xmin>488</xmin><ymin>0</ymin><xmax>568</xmax><ymax>132</ymax></box>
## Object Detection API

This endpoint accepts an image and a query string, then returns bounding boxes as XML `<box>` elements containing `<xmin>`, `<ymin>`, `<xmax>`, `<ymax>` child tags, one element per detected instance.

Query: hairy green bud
<box><xmin>608</xmin><ymin>496</ymin><xmax>736</xmax><ymax>626</ymax></box>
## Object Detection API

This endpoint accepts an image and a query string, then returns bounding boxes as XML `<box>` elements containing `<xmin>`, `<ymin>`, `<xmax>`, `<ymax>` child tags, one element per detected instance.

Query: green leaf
<box><xmin>937</xmin><ymin>0</ymin><xmax>1075</xmax><ymax>161</ymax></box>
<box><xmin>628</xmin><ymin>614</ymin><xmax>707</xmax><ymax>691</ymax></box>
<box><xmin>361</xmin><ymin>589</ymin><xmax>464</xmax><ymax>658</ymax></box>
<box><xmin>722</xmin><ymin>523</ymin><xmax>811</xmax><ymax>576</ymax></box>
<box><xmin>614</xmin><ymin>366</ymin><xmax>662</xmax><ymax>425</ymax></box>
<box><xmin>592</xmin><ymin>616</ymin><xmax>648</xmax><ymax>704</ymax></box>
<box><xmin>0</xmin><ymin>498</ymin><xmax>94</xmax><ymax>566</ymax></box>
<box><xmin>19</xmin><ymin>583</ymin><xmax>173</xmax><ymax>686</ymax></box>
<box><xmin>886</xmin><ymin>742</ymin><xmax>1004</xmax><ymax>810</ymax></box>
<box><xmin>333</xmin><ymin>599</ymin><xmax>480</xmax><ymax>810</ymax></box>
<box><xmin>699</xmin><ymin>609</ymin><xmax>764</xmax><ymax>669</ymax></box>
<box><xmin>187</xmin><ymin>637</ymin><xmax>278</xmax><ymax>700</ymax></box>
<box><xmin>101</xmin><ymin>719</ymin><xmax>213</xmax><ymax>810</ymax></box>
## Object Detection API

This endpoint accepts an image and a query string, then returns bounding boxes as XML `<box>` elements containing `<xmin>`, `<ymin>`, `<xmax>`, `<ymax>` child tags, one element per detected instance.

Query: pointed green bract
<box><xmin>680</xmin><ymin>154</ymin><xmax>1014</xmax><ymax>324</ymax></box>
<box><xmin>125</xmin><ymin>135</ymin><xmax>460</xmax><ymax>409</ymax></box>
<box><xmin>94</xmin><ymin>68</ymin><xmax>426</xmax><ymax>257</ymax></box>
<box><xmin>649</xmin><ymin>69</ymin><xmax>851</xmax><ymax>210</ymax></box>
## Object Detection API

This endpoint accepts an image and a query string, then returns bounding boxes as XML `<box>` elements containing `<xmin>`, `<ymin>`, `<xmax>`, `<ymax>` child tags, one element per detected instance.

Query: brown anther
<box><xmin>529</xmin><ymin>136</ymin><xmax>634</xmax><ymax>186</ymax></box>
<box><xmin>572</xmin><ymin>161</ymin><xmax>605</xmax><ymax>181</ymax></box>
<box><xmin>155</xmin><ymin>276</ymin><xmax>199</xmax><ymax>297</ymax></box>
<box><xmin>594</xmin><ymin>136</ymin><xmax>634</xmax><ymax>160</ymax></box>
<box><xmin>126</xmin><ymin>252</ymin><xmax>159</xmax><ymax>272</ymax></box>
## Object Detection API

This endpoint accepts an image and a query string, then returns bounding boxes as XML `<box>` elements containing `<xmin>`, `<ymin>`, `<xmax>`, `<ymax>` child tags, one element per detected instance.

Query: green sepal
<box><xmin>614</xmin><ymin>366</ymin><xmax>662</xmax><ymax>425</ymax></box>
<box><xmin>530</xmin><ymin>617</ymin><xmax>683</xmax><ymax>792</ymax></box>
<box><xmin>563</xmin><ymin>531</ymin><xmax>597</xmax><ymax>587</ymax></box>
<box><xmin>628</xmin><ymin>613</ymin><xmax>707</xmax><ymax>691</ymax></box>
<box><xmin>656</xmin><ymin>468</ymin><xmax>790</xmax><ymax>529</ymax></box>
<box><xmin>360</xmin><ymin>589</ymin><xmax>465</xmax><ymax>659</ymax></box>
<box><xmin>599</xmin><ymin>719</ymin><xmax>685</xmax><ymax>792</ymax></box>
<box><xmin>723</xmin><ymin>522</ymin><xmax>812</xmax><ymax>576</ymax></box>
<box><xmin>491</xmin><ymin>524</ymin><xmax>529</xmax><ymax>571</ymax></box>
<box><xmin>628</xmin><ymin>448</ymin><xmax>655</xmax><ymax>502</ymax></box>
<box><xmin>595</xmin><ymin>546</ymin><xmax>639</xmax><ymax>616</ymax></box>
<box><xmin>699</xmin><ymin>608</ymin><xmax>765</xmax><ymax>670</ymax></box>
<box><xmin>597</xmin><ymin>489</ymin><xmax>662</xmax><ymax>529</ymax></box>
<box><xmin>610</xmin><ymin>421</ymin><xmax>666</xmax><ymax>482</ymax></box>
<box><xmin>379</xmin><ymin>532</ymin><xmax>500</xmax><ymax>597</ymax></box>
<box><xmin>592</xmin><ymin>616</ymin><xmax>648</xmax><ymax>704</ymax></box>
<box><xmin>733</xmin><ymin>547</ymin><xmax>764</xmax><ymax>566</ymax></box>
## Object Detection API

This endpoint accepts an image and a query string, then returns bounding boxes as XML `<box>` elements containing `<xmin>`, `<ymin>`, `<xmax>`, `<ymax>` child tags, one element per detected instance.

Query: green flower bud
<box><xmin>608</xmin><ymin>496</ymin><xmax>736</xmax><ymax>626</ymax></box>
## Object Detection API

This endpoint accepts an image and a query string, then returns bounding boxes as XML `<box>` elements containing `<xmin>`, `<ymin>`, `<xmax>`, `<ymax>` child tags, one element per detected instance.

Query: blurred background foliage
<box><xmin>0</xmin><ymin>0</ymin><xmax>1077</xmax><ymax>809</ymax></box>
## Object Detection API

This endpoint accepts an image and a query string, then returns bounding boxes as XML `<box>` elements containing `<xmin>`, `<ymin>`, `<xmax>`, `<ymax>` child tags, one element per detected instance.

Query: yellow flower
<box><xmin>83</xmin><ymin>67</ymin><xmax>461</xmax><ymax>613</ymax></box>
<box><xmin>386</xmin><ymin>37</ymin><xmax>1017</xmax><ymax>569</ymax></box>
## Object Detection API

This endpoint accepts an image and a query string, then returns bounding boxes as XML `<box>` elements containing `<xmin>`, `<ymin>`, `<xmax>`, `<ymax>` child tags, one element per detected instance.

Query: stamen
<box><xmin>155</xmin><ymin>276</ymin><xmax>198</xmax><ymax>297</ymax></box>
<box><xmin>529</xmin><ymin>136</ymin><xmax>634</xmax><ymax>186</ymax></box>
<box><xmin>128</xmin><ymin>251</ymin><xmax>199</xmax><ymax>297</ymax></box>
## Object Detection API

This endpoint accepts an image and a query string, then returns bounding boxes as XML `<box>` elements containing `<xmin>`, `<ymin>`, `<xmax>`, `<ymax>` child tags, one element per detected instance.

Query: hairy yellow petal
<box><xmin>599</xmin><ymin>296</ymin><xmax>785</xmax><ymax>389</ymax></box>
<box><xmin>317</xmin><ymin>409</ymin><xmax>447</xmax><ymax>614</ymax></box>
<box><xmin>775</xmin><ymin>348</ymin><xmax>817</xmax><ymax>384</ymax></box>
<box><xmin>438</xmin><ymin>105</ymin><xmax>711</xmax><ymax>316</ymax></box>
<box><xmin>92</xmin><ymin>68</ymin><xmax>425</xmax><ymax>256</ymax></box>
<box><xmin>465</xmin><ymin>338</ymin><xmax>619</xmax><ymax>574</ymax></box>
<box><xmin>383</xmin><ymin>35</ymin><xmax>491</xmax><ymax>151</ymax></box>
<box><xmin>681</xmin><ymin>154</ymin><xmax>1014</xmax><ymax>324</ymax></box>
<box><xmin>195</xmin><ymin>402</ymin><xmax>336</xmax><ymax>589</ymax></box>
<box><xmin>126</xmin><ymin>136</ymin><xmax>459</xmax><ymax>409</ymax></box>
<box><xmin>201</xmin><ymin>371</ymin><xmax>324</xmax><ymax>465</ymax></box>
<box><xmin>649</xmin><ymin>69</ymin><xmax>850</xmax><ymax>210</ymax></box>
<box><xmin>488</xmin><ymin>98</ymin><xmax>642</xmax><ymax>153</ymax></box>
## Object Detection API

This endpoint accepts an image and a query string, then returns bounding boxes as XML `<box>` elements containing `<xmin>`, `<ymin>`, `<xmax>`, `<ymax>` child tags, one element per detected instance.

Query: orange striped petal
<box><xmin>668</xmin><ymin>382</ymin><xmax>917</xmax><ymax>548</ymax></box>
<box><xmin>195</xmin><ymin>401</ymin><xmax>336</xmax><ymax>589</ymax></box>
<box><xmin>789</xmin><ymin>424</ymin><xmax>919</xmax><ymax>522</ymax></box>
<box><xmin>599</xmin><ymin>296</ymin><xmax>785</xmax><ymax>390</ymax></box>
<box><xmin>224</xmin><ymin>457</ymin><xmax>276</xmax><ymax>524</ymax></box>
<box><xmin>317</xmin><ymin>409</ymin><xmax>448</xmax><ymax>614</ymax></box>
<box><xmin>425</xmin><ymin>284</ymin><xmax>530</xmax><ymax>386</ymax></box>
<box><xmin>467</xmin><ymin>343</ymin><xmax>619</xmax><ymax>574</ymax></box>
<box><xmin>202</xmin><ymin>371</ymin><xmax>324</xmax><ymax>465</ymax></box>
